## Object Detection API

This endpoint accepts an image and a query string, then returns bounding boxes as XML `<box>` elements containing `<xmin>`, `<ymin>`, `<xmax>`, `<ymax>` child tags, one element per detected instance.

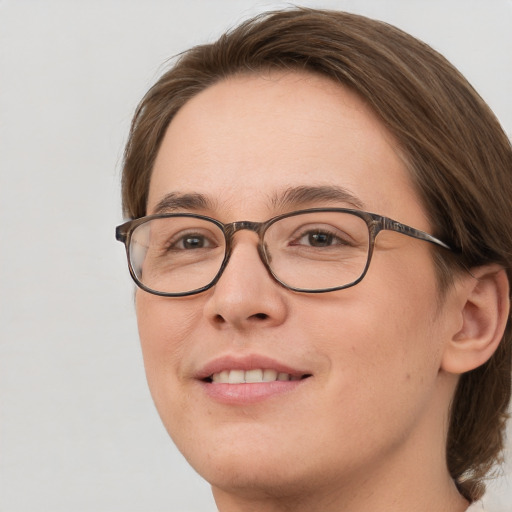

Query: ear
<box><xmin>441</xmin><ymin>265</ymin><xmax>510</xmax><ymax>374</ymax></box>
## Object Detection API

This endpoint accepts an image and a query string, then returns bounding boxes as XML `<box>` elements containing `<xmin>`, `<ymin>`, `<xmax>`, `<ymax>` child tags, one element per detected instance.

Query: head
<box><xmin>120</xmin><ymin>8</ymin><xmax>512</xmax><ymax>504</ymax></box>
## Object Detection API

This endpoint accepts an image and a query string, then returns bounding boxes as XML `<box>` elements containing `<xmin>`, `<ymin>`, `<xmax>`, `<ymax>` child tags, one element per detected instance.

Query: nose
<box><xmin>203</xmin><ymin>232</ymin><xmax>288</xmax><ymax>330</ymax></box>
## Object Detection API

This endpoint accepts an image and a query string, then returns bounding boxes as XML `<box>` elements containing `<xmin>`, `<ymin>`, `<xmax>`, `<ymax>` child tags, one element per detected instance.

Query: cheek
<box><xmin>299</xmin><ymin>258</ymin><xmax>443</xmax><ymax>410</ymax></box>
<box><xmin>135</xmin><ymin>292</ymin><xmax>201</xmax><ymax>401</ymax></box>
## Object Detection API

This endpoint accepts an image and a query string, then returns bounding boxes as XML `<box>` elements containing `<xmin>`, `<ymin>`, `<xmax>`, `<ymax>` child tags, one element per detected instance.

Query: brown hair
<box><xmin>121</xmin><ymin>8</ymin><xmax>512</xmax><ymax>501</ymax></box>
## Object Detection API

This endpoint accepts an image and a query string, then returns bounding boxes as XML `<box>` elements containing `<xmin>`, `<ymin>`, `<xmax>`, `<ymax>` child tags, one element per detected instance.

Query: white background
<box><xmin>1</xmin><ymin>1</ymin><xmax>511</xmax><ymax>511</ymax></box>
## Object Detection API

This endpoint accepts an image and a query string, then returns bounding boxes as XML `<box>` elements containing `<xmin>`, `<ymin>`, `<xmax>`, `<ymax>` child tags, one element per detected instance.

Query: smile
<box><xmin>208</xmin><ymin>369</ymin><xmax>309</xmax><ymax>384</ymax></box>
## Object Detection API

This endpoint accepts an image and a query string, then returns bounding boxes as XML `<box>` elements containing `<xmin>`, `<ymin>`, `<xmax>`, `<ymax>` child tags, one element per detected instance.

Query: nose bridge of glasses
<box><xmin>225</xmin><ymin>220</ymin><xmax>266</xmax><ymax>238</ymax></box>
<box><xmin>223</xmin><ymin>220</ymin><xmax>270</xmax><ymax>268</ymax></box>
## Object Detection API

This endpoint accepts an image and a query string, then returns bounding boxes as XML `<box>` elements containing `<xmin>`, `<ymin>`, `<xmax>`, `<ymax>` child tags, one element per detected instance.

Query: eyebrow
<box><xmin>150</xmin><ymin>185</ymin><xmax>365</xmax><ymax>216</ymax></box>
<box><xmin>269</xmin><ymin>185</ymin><xmax>366</xmax><ymax>210</ymax></box>
<box><xmin>151</xmin><ymin>192</ymin><xmax>218</xmax><ymax>214</ymax></box>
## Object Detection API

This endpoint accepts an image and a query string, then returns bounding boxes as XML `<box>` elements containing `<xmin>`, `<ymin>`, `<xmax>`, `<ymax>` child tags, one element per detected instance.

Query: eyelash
<box><xmin>164</xmin><ymin>231</ymin><xmax>217</xmax><ymax>251</ymax></box>
<box><xmin>289</xmin><ymin>227</ymin><xmax>352</xmax><ymax>248</ymax></box>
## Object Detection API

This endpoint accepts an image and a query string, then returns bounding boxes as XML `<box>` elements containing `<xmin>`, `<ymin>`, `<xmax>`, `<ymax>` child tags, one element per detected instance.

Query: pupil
<box><xmin>184</xmin><ymin>236</ymin><xmax>203</xmax><ymax>249</ymax></box>
<box><xmin>309</xmin><ymin>232</ymin><xmax>331</xmax><ymax>246</ymax></box>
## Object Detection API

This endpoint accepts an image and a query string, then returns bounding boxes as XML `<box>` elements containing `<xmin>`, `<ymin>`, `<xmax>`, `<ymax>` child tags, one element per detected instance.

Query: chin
<box><xmin>170</xmin><ymin>423</ymin><xmax>342</xmax><ymax>501</ymax></box>
<box><xmin>197</xmin><ymin>455</ymin><xmax>320</xmax><ymax>500</ymax></box>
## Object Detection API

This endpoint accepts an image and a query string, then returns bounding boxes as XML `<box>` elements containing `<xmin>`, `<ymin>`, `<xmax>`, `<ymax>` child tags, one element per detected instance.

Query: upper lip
<box><xmin>195</xmin><ymin>354</ymin><xmax>312</xmax><ymax>381</ymax></box>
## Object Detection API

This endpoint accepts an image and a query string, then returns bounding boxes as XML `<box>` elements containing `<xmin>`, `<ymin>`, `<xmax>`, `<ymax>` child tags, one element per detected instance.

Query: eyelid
<box><xmin>286</xmin><ymin>220</ymin><xmax>358</xmax><ymax>246</ymax></box>
<box><xmin>171</xmin><ymin>228</ymin><xmax>222</xmax><ymax>246</ymax></box>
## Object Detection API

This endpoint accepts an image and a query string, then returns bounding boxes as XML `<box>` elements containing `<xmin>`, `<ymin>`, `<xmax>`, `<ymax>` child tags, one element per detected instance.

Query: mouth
<box><xmin>204</xmin><ymin>369</ymin><xmax>312</xmax><ymax>384</ymax></box>
<box><xmin>196</xmin><ymin>354</ymin><xmax>313</xmax><ymax>403</ymax></box>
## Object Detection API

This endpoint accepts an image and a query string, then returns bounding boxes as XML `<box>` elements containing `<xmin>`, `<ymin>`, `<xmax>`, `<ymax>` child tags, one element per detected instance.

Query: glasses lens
<box><xmin>264</xmin><ymin>211</ymin><xmax>370</xmax><ymax>291</ymax></box>
<box><xmin>129</xmin><ymin>216</ymin><xmax>226</xmax><ymax>294</ymax></box>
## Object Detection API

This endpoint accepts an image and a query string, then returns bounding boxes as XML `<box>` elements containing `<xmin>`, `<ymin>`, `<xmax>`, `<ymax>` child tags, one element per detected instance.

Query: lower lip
<box><xmin>200</xmin><ymin>379</ymin><xmax>308</xmax><ymax>405</ymax></box>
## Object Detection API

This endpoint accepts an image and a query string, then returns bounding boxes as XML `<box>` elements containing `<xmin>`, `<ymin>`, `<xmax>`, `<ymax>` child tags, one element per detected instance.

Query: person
<box><xmin>116</xmin><ymin>8</ymin><xmax>511</xmax><ymax>512</ymax></box>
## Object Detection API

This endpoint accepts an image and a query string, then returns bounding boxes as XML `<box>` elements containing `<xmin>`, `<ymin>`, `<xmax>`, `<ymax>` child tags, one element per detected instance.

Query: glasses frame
<box><xmin>116</xmin><ymin>208</ymin><xmax>452</xmax><ymax>297</ymax></box>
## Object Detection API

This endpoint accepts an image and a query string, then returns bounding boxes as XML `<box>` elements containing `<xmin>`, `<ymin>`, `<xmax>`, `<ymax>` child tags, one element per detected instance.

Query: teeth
<box><xmin>212</xmin><ymin>370</ymin><xmax>229</xmax><ymax>383</ymax></box>
<box><xmin>245</xmin><ymin>369</ymin><xmax>263</xmax><ymax>383</ymax></box>
<box><xmin>228</xmin><ymin>370</ymin><xmax>245</xmax><ymax>384</ymax></box>
<box><xmin>210</xmin><ymin>369</ymin><xmax>299</xmax><ymax>384</ymax></box>
<box><xmin>263</xmin><ymin>369</ymin><xmax>277</xmax><ymax>382</ymax></box>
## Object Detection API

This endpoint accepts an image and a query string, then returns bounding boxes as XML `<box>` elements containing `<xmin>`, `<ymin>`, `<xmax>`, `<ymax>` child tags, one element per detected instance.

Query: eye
<box><xmin>300</xmin><ymin>231</ymin><xmax>336</xmax><ymax>247</ymax></box>
<box><xmin>169</xmin><ymin>232</ymin><xmax>217</xmax><ymax>250</ymax></box>
<box><xmin>292</xmin><ymin>229</ymin><xmax>350</xmax><ymax>248</ymax></box>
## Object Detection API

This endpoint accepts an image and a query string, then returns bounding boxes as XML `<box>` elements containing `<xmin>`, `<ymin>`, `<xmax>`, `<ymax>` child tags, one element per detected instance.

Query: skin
<box><xmin>136</xmin><ymin>71</ymin><xmax>475</xmax><ymax>511</ymax></box>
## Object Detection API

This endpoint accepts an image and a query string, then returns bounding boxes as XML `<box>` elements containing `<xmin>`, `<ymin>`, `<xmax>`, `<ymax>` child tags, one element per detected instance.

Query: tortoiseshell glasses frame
<box><xmin>116</xmin><ymin>207</ymin><xmax>452</xmax><ymax>297</ymax></box>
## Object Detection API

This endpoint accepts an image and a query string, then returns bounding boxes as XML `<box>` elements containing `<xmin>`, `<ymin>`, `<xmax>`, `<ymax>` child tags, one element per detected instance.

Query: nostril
<box><xmin>253</xmin><ymin>313</ymin><xmax>269</xmax><ymax>320</ymax></box>
<box><xmin>213</xmin><ymin>314</ymin><xmax>226</xmax><ymax>324</ymax></box>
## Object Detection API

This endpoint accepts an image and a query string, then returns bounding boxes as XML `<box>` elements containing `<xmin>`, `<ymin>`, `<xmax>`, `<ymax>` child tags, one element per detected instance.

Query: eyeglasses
<box><xmin>116</xmin><ymin>208</ymin><xmax>451</xmax><ymax>297</ymax></box>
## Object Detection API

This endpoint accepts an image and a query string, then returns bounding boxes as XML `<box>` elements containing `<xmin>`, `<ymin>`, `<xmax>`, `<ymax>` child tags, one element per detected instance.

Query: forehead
<box><xmin>148</xmin><ymin>71</ymin><xmax>427</xmax><ymax>227</ymax></box>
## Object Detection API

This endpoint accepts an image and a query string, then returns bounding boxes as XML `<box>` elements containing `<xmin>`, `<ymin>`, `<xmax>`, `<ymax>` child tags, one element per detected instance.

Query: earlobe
<box><xmin>441</xmin><ymin>265</ymin><xmax>510</xmax><ymax>375</ymax></box>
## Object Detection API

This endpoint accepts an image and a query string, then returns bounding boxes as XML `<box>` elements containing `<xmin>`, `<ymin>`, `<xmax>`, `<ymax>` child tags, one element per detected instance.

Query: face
<box><xmin>137</xmin><ymin>72</ymin><xmax>457</xmax><ymax>500</ymax></box>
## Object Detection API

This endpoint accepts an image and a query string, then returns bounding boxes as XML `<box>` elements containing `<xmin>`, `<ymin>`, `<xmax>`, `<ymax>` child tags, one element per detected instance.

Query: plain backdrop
<box><xmin>1</xmin><ymin>1</ymin><xmax>511</xmax><ymax>511</ymax></box>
